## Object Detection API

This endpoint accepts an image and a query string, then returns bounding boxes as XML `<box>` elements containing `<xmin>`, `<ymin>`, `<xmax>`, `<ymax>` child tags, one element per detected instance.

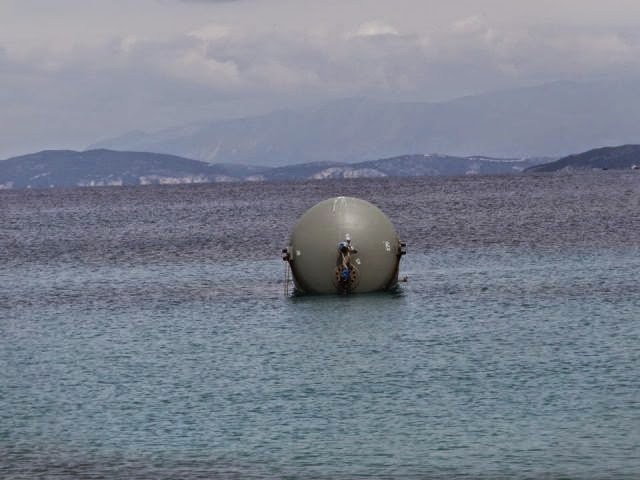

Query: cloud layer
<box><xmin>1</xmin><ymin>0</ymin><xmax>640</xmax><ymax>157</ymax></box>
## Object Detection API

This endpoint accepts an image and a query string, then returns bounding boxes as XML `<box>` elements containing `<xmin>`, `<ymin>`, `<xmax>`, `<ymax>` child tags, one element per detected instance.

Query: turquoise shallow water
<box><xmin>2</xmin><ymin>173</ymin><xmax>640</xmax><ymax>478</ymax></box>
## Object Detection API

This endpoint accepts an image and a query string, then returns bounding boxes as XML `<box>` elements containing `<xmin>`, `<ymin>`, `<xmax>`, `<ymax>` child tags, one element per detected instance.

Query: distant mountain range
<box><xmin>526</xmin><ymin>144</ymin><xmax>640</xmax><ymax>172</ymax></box>
<box><xmin>91</xmin><ymin>78</ymin><xmax>640</xmax><ymax>166</ymax></box>
<box><xmin>0</xmin><ymin>149</ymin><xmax>546</xmax><ymax>189</ymax></box>
<box><xmin>3</xmin><ymin>144</ymin><xmax>639</xmax><ymax>190</ymax></box>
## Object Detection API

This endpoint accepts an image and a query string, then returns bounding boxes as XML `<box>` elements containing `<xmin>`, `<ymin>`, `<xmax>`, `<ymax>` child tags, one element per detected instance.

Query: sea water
<box><xmin>1</xmin><ymin>172</ymin><xmax>639</xmax><ymax>478</ymax></box>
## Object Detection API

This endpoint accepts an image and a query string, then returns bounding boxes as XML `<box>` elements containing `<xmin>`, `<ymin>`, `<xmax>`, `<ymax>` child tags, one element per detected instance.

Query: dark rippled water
<box><xmin>2</xmin><ymin>172</ymin><xmax>640</xmax><ymax>479</ymax></box>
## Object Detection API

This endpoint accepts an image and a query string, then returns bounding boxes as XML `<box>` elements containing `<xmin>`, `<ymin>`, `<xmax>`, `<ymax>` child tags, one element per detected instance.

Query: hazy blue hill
<box><xmin>91</xmin><ymin>78</ymin><xmax>640</xmax><ymax>166</ymax></box>
<box><xmin>258</xmin><ymin>154</ymin><xmax>545</xmax><ymax>181</ymax></box>
<box><xmin>360</xmin><ymin>154</ymin><xmax>545</xmax><ymax>177</ymax></box>
<box><xmin>264</xmin><ymin>155</ymin><xmax>545</xmax><ymax>180</ymax></box>
<box><xmin>0</xmin><ymin>149</ymin><xmax>254</xmax><ymax>189</ymax></box>
<box><xmin>526</xmin><ymin>145</ymin><xmax>640</xmax><ymax>172</ymax></box>
<box><xmin>262</xmin><ymin>161</ymin><xmax>347</xmax><ymax>181</ymax></box>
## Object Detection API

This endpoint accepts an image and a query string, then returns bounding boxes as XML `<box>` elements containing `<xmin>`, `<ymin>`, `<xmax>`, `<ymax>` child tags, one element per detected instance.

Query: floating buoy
<box><xmin>282</xmin><ymin>196</ymin><xmax>406</xmax><ymax>294</ymax></box>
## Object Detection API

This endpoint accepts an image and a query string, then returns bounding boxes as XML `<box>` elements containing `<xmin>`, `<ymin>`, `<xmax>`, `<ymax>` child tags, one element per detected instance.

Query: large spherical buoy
<box><xmin>282</xmin><ymin>196</ymin><xmax>406</xmax><ymax>294</ymax></box>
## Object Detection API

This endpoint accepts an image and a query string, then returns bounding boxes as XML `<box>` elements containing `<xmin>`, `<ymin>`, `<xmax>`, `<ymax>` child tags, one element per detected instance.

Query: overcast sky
<box><xmin>1</xmin><ymin>0</ymin><xmax>639</xmax><ymax>158</ymax></box>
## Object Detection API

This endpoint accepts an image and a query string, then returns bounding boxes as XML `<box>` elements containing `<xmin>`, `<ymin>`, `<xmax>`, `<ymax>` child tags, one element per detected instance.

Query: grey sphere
<box><xmin>285</xmin><ymin>196</ymin><xmax>404</xmax><ymax>294</ymax></box>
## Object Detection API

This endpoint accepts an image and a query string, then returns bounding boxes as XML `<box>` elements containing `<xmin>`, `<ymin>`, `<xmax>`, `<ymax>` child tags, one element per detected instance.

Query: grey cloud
<box><xmin>3</xmin><ymin>2</ymin><xmax>640</xmax><ymax>158</ymax></box>
<box><xmin>172</xmin><ymin>21</ymin><xmax>640</xmax><ymax>98</ymax></box>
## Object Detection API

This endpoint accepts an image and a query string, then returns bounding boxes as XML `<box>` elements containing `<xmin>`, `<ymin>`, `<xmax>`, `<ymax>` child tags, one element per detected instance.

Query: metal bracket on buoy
<box><xmin>282</xmin><ymin>246</ymin><xmax>292</xmax><ymax>295</ymax></box>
